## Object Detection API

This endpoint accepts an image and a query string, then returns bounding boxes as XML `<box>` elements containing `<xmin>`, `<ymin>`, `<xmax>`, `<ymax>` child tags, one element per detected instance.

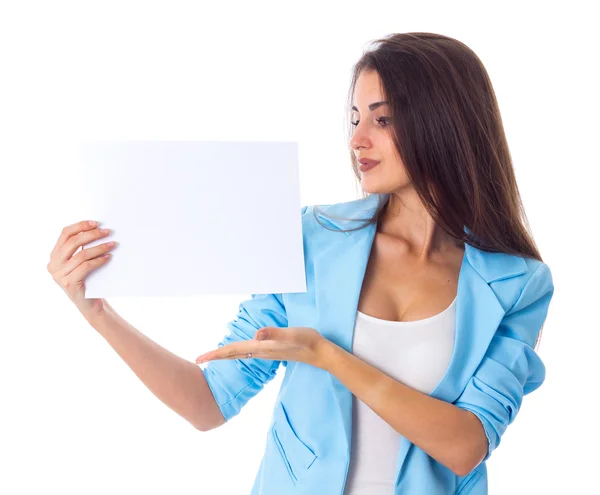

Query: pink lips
<box><xmin>359</xmin><ymin>160</ymin><xmax>380</xmax><ymax>172</ymax></box>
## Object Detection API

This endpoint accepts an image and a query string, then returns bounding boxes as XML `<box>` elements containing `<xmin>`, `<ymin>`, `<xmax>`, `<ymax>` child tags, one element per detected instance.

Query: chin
<box><xmin>360</xmin><ymin>177</ymin><xmax>410</xmax><ymax>195</ymax></box>
<box><xmin>359</xmin><ymin>175</ymin><xmax>390</xmax><ymax>193</ymax></box>
<box><xmin>360</xmin><ymin>182</ymin><xmax>384</xmax><ymax>195</ymax></box>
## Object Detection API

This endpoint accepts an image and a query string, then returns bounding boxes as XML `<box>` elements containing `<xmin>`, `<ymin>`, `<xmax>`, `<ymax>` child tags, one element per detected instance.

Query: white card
<box><xmin>76</xmin><ymin>140</ymin><xmax>307</xmax><ymax>297</ymax></box>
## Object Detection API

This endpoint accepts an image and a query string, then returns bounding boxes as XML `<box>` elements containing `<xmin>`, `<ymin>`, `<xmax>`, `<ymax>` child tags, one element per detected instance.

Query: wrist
<box><xmin>316</xmin><ymin>338</ymin><xmax>339</xmax><ymax>372</ymax></box>
<box><xmin>80</xmin><ymin>298</ymin><xmax>110</xmax><ymax>327</ymax></box>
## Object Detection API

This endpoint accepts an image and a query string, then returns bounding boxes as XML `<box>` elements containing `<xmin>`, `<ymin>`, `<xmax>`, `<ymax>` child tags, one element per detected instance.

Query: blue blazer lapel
<box><xmin>313</xmin><ymin>212</ymin><xmax>376</xmax><ymax>450</ymax></box>
<box><xmin>312</xmin><ymin>194</ymin><xmax>528</xmax><ymax>457</ymax></box>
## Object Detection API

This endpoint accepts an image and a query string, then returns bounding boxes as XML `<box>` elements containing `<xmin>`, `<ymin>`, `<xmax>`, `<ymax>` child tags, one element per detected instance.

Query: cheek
<box><xmin>382</xmin><ymin>146</ymin><xmax>404</xmax><ymax>170</ymax></box>
<box><xmin>380</xmin><ymin>136</ymin><xmax>399</xmax><ymax>159</ymax></box>
<box><xmin>384</xmin><ymin>155</ymin><xmax>409</xmax><ymax>183</ymax></box>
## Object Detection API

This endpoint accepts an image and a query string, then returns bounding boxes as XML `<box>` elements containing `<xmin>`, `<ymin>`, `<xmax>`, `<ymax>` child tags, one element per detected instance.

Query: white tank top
<box><xmin>343</xmin><ymin>296</ymin><xmax>457</xmax><ymax>495</ymax></box>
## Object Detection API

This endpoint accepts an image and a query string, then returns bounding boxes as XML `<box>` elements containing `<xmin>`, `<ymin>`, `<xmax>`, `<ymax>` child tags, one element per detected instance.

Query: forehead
<box><xmin>352</xmin><ymin>70</ymin><xmax>385</xmax><ymax>109</ymax></box>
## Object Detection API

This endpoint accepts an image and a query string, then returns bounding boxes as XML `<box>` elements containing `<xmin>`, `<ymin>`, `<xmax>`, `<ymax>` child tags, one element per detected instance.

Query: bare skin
<box><xmin>46</xmin><ymin>220</ymin><xmax>116</xmax><ymax>320</ymax></box>
<box><xmin>47</xmin><ymin>220</ymin><xmax>226</xmax><ymax>431</ymax></box>
<box><xmin>350</xmin><ymin>69</ymin><xmax>465</xmax><ymax>322</ymax></box>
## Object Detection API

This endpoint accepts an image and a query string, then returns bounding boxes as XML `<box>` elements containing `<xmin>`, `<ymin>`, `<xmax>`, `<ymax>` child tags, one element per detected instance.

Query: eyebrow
<box><xmin>351</xmin><ymin>101</ymin><xmax>389</xmax><ymax>112</ymax></box>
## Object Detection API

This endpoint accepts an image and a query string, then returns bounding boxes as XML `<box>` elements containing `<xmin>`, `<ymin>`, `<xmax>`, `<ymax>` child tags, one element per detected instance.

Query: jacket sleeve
<box><xmin>453</xmin><ymin>261</ymin><xmax>554</xmax><ymax>463</ymax></box>
<box><xmin>202</xmin><ymin>292</ymin><xmax>288</xmax><ymax>422</ymax></box>
<box><xmin>201</xmin><ymin>205</ymin><xmax>309</xmax><ymax>422</ymax></box>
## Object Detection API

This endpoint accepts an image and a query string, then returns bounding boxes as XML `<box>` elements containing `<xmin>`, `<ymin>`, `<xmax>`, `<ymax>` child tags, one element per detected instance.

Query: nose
<box><xmin>350</xmin><ymin>121</ymin><xmax>371</xmax><ymax>151</ymax></box>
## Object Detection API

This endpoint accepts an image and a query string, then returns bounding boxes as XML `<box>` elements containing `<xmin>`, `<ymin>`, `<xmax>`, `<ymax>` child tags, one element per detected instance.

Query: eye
<box><xmin>350</xmin><ymin>117</ymin><xmax>391</xmax><ymax>127</ymax></box>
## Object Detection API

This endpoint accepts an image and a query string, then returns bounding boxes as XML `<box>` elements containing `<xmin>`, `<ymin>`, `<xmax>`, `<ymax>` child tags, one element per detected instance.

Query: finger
<box><xmin>52</xmin><ymin>220</ymin><xmax>99</xmax><ymax>256</ymax></box>
<box><xmin>254</xmin><ymin>327</ymin><xmax>278</xmax><ymax>341</ymax></box>
<box><xmin>211</xmin><ymin>345</ymin><xmax>247</xmax><ymax>359</ymax></box>
<box><xmin>198</xmin><ymin>352</ymin><xmax>258</xmax><ymax>363</ymax></box>
<box><xmin>56</xmin><ymin>240</ymin><xmax>116</xmax><ymax>280</ymax></box>
<box><xmin>53</xmin><ymin>225</ymin><xmax>112</xmax><ymax>268</ymax></box>
<box><xmin>57</xmin><ymin>247</ymin><xmax>114</xmax><ymax>283</ymax></box>
<box><xmin>198</xmin><ymin>341</ymin><xmax>265</xmax><ymax>361</ymax></box>
<box><xmin>58</xmin><ymin>254</ymin><xmax>113</xmax><ymax>293</ymax></box>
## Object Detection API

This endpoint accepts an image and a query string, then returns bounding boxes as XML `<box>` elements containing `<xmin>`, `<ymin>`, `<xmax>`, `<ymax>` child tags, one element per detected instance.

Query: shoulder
<box><xmin>300</xmin><ymin>194</ymin><xmax>382</xmax><ymax>233</ymax></box>
<box><xmin>466</xmin><ymin>241</ymin><xmax>552</xmax><ymax>287</ymax></box>
<box><xmin>511</xmin><ymin>258</ymin><xmax>554</xmax><ymax>309</ymax></box>
<box><xmin>512</xmin><ymin>258</ymin><xmax>553</xmax><ymax>306</ymax></box>
<box><xmin>474</xmin><ymin>249</ymin><xmax>554</xmax><ymax>316</ymax></box>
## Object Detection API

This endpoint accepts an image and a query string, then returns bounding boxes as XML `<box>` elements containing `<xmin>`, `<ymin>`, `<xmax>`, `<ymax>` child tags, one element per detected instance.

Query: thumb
<box><xmin>256</xmin><ymin>327</ymin><xmax>277</xmax><ymax>341</ymax></box>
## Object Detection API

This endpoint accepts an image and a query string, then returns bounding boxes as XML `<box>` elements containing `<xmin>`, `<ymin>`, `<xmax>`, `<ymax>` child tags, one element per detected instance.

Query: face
<box><xmin>350</xmin><ymin>70</ymin><xmax>410</xmax><ymax>194</ymax></box>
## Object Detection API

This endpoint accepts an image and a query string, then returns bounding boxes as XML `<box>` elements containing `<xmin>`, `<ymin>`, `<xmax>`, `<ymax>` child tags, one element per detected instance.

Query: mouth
<box><xmin>359</xmin><ymin>161</ymin><xmax>380</xmax><ymax>172</ymax></box>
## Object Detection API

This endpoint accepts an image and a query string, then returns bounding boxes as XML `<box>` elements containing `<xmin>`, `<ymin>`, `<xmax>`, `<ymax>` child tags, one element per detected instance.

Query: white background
<box><xmin>1</xmin><ymin>1</ymin><xmax>597</xmax><ymax>493</ymax></box>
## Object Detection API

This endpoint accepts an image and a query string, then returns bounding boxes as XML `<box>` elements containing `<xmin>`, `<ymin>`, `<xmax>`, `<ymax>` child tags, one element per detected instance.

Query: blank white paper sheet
<box><xmin>76</xmin><ymin>140</ymin><xmax>307</xmax><ymax>298</ymax></box>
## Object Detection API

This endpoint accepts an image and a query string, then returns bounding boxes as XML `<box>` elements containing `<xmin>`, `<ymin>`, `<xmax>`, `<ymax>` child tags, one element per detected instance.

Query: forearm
<box><xmin>320</xmin><ymin>341</ymin><xmax>486</xmax><ymax>476</ymax></box>
<box><xmin>86</xmin><ymin>300</ymin><xmax>224</xmax><ymax>431</ymax></box>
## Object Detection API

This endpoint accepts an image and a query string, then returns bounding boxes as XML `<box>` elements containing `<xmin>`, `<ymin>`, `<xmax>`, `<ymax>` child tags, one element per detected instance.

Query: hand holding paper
<box><xmin>47</xmin><ymin>220</ymin><xmax>118</xmax><ymax>318</ymax></box>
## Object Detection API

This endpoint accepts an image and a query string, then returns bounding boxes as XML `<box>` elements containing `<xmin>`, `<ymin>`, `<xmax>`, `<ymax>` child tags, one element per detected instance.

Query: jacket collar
<box><xmin>314</xmin><ymin>193</ymin><xmax>527</xmax><ymax>284</ymax></box>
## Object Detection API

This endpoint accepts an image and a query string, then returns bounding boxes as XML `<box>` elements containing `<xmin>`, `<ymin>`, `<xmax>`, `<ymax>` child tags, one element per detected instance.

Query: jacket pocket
<box><xmin>270</xmin><ymin>400</ymin><xmax>318</xmax><ymax>484</ymax></box>
<box><xmin>455</xmin><ymin>469</ymin><xmax>483</xmax><ymax>495</ymax></box>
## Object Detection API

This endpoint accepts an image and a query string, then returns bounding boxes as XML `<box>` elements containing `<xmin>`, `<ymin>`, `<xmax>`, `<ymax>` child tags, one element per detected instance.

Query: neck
<box><xmin>378</xmin><ymin>191</ymin><xmax>462</xmax><ymax>262</ymax></box>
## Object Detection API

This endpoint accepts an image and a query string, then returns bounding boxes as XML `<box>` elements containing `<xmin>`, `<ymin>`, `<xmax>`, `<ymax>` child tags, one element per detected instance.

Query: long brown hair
<box><xmin>316</xmin><ymin>32</ymin><xmax>543</xmax><ymax>262</ymax></box>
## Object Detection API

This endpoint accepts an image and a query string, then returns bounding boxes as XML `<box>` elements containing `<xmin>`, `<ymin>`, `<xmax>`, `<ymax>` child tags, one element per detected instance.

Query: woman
<box><xmin>48</xmin><ymin>33</ymin><xmax>554</xmax><ymax>494</ymax></box>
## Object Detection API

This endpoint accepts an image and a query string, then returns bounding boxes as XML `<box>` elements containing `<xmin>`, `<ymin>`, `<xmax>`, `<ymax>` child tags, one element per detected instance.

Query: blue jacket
<box><xmin>202</xmin><ymin>193</ymin><xmax>554</xmax><ymax>495</ymax></box>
